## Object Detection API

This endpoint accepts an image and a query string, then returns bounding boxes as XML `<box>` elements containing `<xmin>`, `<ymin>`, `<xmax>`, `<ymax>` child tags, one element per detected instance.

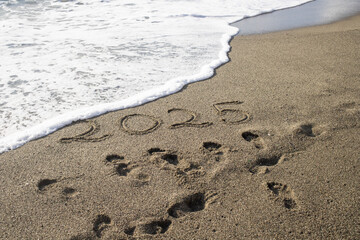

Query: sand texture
<box><xmin>0</xmin><ymin>15</ymin><xmax>359</xmax><ymax>240</ymax></box>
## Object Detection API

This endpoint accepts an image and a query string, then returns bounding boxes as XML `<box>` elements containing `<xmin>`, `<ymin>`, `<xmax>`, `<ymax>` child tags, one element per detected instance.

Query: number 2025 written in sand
<box><xmin>60</xmin><ymin>101</ymin><xmax>250</xmax><ymax>142</ymax></box>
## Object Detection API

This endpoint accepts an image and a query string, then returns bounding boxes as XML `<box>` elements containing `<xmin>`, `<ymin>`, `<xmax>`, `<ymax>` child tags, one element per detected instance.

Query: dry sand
<box><xmin>0</xmin><ymin>15</ymin><xmax>359</xmax><ymax>240</ymax></box>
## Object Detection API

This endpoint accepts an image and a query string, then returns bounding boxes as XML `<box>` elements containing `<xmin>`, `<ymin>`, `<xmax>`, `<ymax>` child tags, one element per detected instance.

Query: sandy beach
<box><xmin>0</xmin><ymin>15</ymin><xmax>359</xmax><ymax>239</ymax></box>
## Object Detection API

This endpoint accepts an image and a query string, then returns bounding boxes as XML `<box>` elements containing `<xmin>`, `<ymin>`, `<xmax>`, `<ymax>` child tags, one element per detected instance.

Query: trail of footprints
<box><xmin>68</xmin><ymin>136</ymin><xmax>296</xmax><ymax>238</ymax></box>
<box><xmin>38</xmin><ymin>121</ymin><xmax>322</xmax><ymax>238</ymax></box>
<box><xmin>65</xmin><ymin>142</ymin><xmax>224</xmax><ymax>239</ymax></box>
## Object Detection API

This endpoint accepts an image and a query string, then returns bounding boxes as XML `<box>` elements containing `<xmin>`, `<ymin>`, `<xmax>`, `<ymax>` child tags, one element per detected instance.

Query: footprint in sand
<box><xmin>147</xmin><ymin>148</ymin><xmax>204</xmax><ymax>185</ymax></box>
<box><xmin>69</xmin><ymin>233</ymin><xmax>96</xmax><ymax>240</ymax></box>
<box><xmin>167</xmin><ymin>191</ymin><xmax>218</xmax><ymax>219</ymax></box>
<box><xmin>37</xmin><ymin>178</ymin><xmax>58</xmax><ymax>191</ymax></box>
<box><xmin>292</xmin><ymin>124</ymin><xmax>317</xmax><ymax>138</ymax></box>
<box><xmin>105</xmin><ymin>154</ymin><xmax>132</xmax><ymax>177</ymax></box>
<box><xmin>161</xmin><ymin>153</ymin><xmax>179</xmax><ymax>165</ymax></box>
<box><xmin>105</xmin><ymin>154</ymin><xmax>151</xmax><ymax>185</ymax></box>
<box><xmin>292</xmin><ymin>123</ymin><xmax>328</xmax><ymax>140</ymax></box>
<box><xmin>124</xmin><ymin>218</ymin><xmax>172</xmax><ymax>237</ymax></box>
<box><xmin>93</xmin><ymin>214</ymin><xmax>112</xmax><ymax>238</ymax></box>
<box><xmin>147</xmin><ymin>149</ymin><xmax>180</xmax><ymax>167</ymax></box>
<box><xmin>202</xmin><ymin>141</ymin><xmax>225</xmax><ymax>162</ymax></box>
<box><xmin>248</xmin><ymin>154</ymin><xmax>285</xmax><ymax>174</ymax></box>
<box><xmin>266</xmin><ymin>182</ymin><xmax>297</xmax><ymax>210</ymax></box>
<box><xmin>69</xmin><ymin>214</ymin><xmax>112</xmax><ymax>240</ymax></box>
<box><xmin>115</xmin><ymin>163</ymin><xmax>131</xmax><ymax>177</ymax></box>
<box><xmin>241</xmin><ymin>131</ymin><xmax>265</xmax><ymax>149</ymax></box>
<box><xmin>203</xmin><ymin>141</ymin><xmax>222</xmax><ymax>152</ymax></box>
<box><xmin>175</xmin><ymin>161</ymin><xmax>205</xmax><ymax>186</ymax></box>
<box><xmin>37</xmin><ymin>177</ymin><xmax>80</xmax><ymax>200</ymax></box>
<box><xmin>201</xmin><ymin>141</ymin><xmax>238</xmax><ymax>181</ymax></box>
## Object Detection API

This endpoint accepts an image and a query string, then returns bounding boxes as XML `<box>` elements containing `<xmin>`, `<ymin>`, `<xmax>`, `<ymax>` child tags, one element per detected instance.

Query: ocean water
<box><xmin>0</xmin><ymin>0</ymin><xmax>310</xmax><ymax>153</ymax></box>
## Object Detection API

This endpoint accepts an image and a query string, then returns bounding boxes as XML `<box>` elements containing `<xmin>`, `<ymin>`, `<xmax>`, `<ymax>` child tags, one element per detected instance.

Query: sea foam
<box><xmin>0</xmin><ymin>0</ymin><xmax>311</xmax><ymax>153</ymax></box>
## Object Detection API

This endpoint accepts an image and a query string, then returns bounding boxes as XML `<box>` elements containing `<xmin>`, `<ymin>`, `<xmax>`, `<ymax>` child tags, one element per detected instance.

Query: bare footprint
<box><xmin>69</xmin><ymin>233</ymin><xmax>96</xmax><ymax>240</ymax></box>
<box><xmin>37</xmin><ymin>178</ymin><xmax>57</xmax><ymax>191</ymax></box>
<box><xmin>161</xmin><ymin>153</ymin><xmax>179</xmax><ymax>165</ymax></box>
<box><xmin>124</xmin><ymin>218</ymin><xmax>172</xmax><ymax>237</ymax></box>
<box><xmin>37</xmin><ymin>178</ymin><xmax>79</xmax><ymax>200</ymax></box>
<box><xmin>147</xmin><ymin>148</ymin><xmax>204</xmax><ymax>186</ymax></box>
<box><xmin>241</xmin><ymin>131</ymin><xmax>265</xmax><ymax>149</ymax></box>
<box><xmin>93</xmin><ymin>214</ymin><xmax>111</xmax><ymax>238</ymax></box>
<box><xmin>293</xmin><ymin>124</ymin><xmax>316</xmax><ymax>138</ymax></box>
<box><xmin>266</xmin><ymin>182</ymin><xmax>297</xmax><ymax>210</ymax></box>
<box><xmin>69</xmin><ymin>215</ymin><xmax>111</xmax><ymax>240</ymax></box>
<box><xmin>292</xmin><ymin>123</ymin><xmax>328</xmax><ymax>140</ymax></box>
<box><xmin>104</xmin><ymin>154</ymin><xmax>133</xmax><ymax>177</ymax></box>
<box><xmin>104</xmin><ymin>154</ymin><xmax>152</xmax><ymax>187</ymax></box>
<box><xmin>203</xmin><ymin>141</ymin><xmax>222</xmax><ymax>152</ymax></box>
<box><xmin>202</xmin><ymin>141</ymin><xmax>225</xmax><ymax>162</ymax></box>
<box><xmin>148</xmin><ymin>148</ymin><xmax>180</xmax><ymax>168</ymax></box>
<box><xmin>174</xmin><ymin>161</ymin><xmax>205</xmax><ymax>186</ymax></box>
<box><xmin>179</xmin><ymin>162</ymin><xmax>202</xmax><ymax>173</ymax></box>
<box><xmin>130</xmin><ymin>168</ymin><xmax>151</xmax><ymax>182</ymax></box>
<box><xmin>167</xmin><ymin>191</ymin><xmax>218</xmax><ymax>218</ymax></box>
<box><xmin>201</xmin><ymin>141</ymin><xmax>236</xmax><ymax>181</ymax></box>
<box><xmin>248</xmin><ymin>155</ymin><xmax>284</xmax><ymax>174</ymax></box>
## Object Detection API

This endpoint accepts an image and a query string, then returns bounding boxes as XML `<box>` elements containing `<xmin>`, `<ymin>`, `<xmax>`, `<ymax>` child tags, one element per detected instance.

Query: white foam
<box><xmin>0</xmin><ymin>0</ymin><xmax>311</xmax><ymax>153</ymax></box>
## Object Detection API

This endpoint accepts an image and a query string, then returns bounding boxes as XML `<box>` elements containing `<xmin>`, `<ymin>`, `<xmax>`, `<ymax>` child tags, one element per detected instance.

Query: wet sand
<box><xmin>232</xmin><ymin>0</ymin><xmax>360</xmax><ymax>35</ymax></box>
<box><xmin>0</xmin><ymin>15</ymin><xmax>359</xmax><ymax>240</ymax></box>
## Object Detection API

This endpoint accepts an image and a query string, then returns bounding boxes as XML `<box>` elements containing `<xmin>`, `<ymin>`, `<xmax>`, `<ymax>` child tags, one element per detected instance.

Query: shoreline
<box><xmin>0</xmin><ymin>15</ymin><xmax>359</xmax><ymax>239</ymax></box>
<box><xmin>232</xmin><ymin>0</ymin><xmax>360</xmax><ymax>35</ymax></box>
